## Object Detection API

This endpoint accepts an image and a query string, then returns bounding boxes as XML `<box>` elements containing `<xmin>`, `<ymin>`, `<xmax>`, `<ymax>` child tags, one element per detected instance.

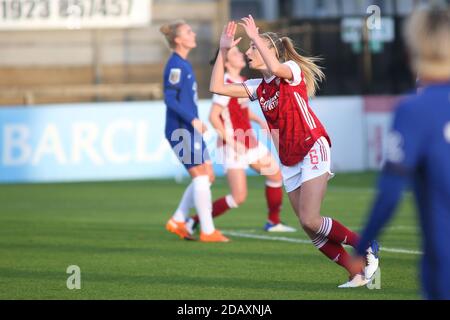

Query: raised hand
<box><xmin>220</xmin><ymin>21</ymin><xmax>242</xmax><ymax>49</ymax></box>
<box><xmin>239</xmin><ymin>15</ymin><xmax>259</xmax><ymax>41</ymax></box>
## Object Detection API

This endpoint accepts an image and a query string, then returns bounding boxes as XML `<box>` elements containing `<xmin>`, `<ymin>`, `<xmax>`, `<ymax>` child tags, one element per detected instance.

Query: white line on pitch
<box><xmin>222</xmin><ymin>230</ymin><xmax>423</xmax><ymax>256</ymax></box>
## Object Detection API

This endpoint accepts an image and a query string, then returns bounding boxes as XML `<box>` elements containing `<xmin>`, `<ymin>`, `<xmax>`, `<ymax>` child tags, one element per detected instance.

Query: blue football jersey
<box><xmin>163</xmin><ymin>52</ymin><xmax>199</xmax><ymax>138</ymax></box>
<box><xmin>357</xmin><ymin>82</ymin><xmax>450</xmax><ymax>299</ymax></box>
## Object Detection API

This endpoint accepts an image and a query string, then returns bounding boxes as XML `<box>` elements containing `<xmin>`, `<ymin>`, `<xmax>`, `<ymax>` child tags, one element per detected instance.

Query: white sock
<box><xmin>265</xmin><ymin>180</ymin><xmax>283</xmax><ymax>188</ymax></box>
<box><xmin>172</xmin><ymin>182</ymin><xmax>194</xmax><ymax>222</ymax></box>
<box><xmin>192</xmin><ymin>175</ymin><xmax>215</xmax><ymax>234</ymax></box>
<box><xmin>317</xmin><ymin>217</ymin><xmax>333</xmax><ymax>237</ymax></box>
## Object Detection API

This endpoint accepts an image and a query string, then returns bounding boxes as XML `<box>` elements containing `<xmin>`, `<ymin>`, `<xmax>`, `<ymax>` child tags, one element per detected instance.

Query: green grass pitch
<box><xmin>0</xmin><ymin>172</ymin><xmax>421</xmax><ymax>299</ymax></box>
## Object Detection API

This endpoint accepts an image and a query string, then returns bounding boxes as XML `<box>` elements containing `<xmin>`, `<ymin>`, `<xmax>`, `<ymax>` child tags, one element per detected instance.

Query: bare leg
<box><xmin>226</xmin><ymin>169</ymin><xmax>248</xmax><ymax>205</ymax></box>
<box><xmin>287</xmin><ymin>173</ymin><xmax>328</xmax><ymax>238</ymax></box>
<box><xmin>288</xmin><ymin>173</ymin><xmax>363</xmax><ymax>276</ymax></box>
<box><xmin>250</xmin><ymin>152</ymin><xmax>282</xmax><ymax>184</ymax></box>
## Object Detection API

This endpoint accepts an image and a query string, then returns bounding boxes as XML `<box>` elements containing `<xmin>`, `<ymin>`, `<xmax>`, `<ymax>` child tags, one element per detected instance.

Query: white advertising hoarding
<box><xmin>0</xmin><ymin>96</ymin><xmax>404</xmax><ymax>183</ymax></box>
<box><xmin>364</xmin><ymin>96</ymin><xmax>402</xmax><ymax>170</ymax></box>
<box><xmin>308</xmin><ymin>96</ymin><xmax>366</xmax><ymax>172</ymax></box>
<box><xmin>0</xmin><ymin>0</ymin><xmax>151</xmax><ymax>30</ymax></box>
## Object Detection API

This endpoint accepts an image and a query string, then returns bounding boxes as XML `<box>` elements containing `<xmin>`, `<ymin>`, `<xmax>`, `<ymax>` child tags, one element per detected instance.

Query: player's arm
<box><xmin>210</xmin><ymin>22</ymin><xmax>248</xmax><ymax>98</ymax></box>
<box><xmin>209</xmin><ymin>103</ymin><xmax>228</xmax><ymax>141</ymax></box>
<box><xmin>164</xmin><ymin>66</ymin><xmax>195</xmax><ymax>123</ymax></box>
<box><xmin>239</xmin><ymin>15</ymin><xmax>293</xmax><ymax>81</ymax></box>
<box><xmin>210</xmin><ymin>103</ymin><xmax>246</xmax><ymax>155</ymax></box>
<box><xmin>164</xmin><ymin>87</ymin><xmax>196</xmax><ymax>124</ymax></box>
<box><xmin>356</xmin><ymin>103</ymin><xmax>425</xmax><ymax>255</ymax></box>
<box><xmin>164</xmin><ymin>69</ymin><xmax>207</xmax><ymax>134</ymax></box>
<box><xmin>355</xmin><ymin>171</ymin><xmax>407</xmax><ymax>255</ymax></box>
<box><xmin>165</xmin><ymin>89</ymin><xmax>207</xmax><ymax>134</ymax></box>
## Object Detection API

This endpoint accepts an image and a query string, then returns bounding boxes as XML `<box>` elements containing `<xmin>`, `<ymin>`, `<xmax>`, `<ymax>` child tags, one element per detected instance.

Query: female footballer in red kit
<box><xmin>187</xmin><ymin>46</ymin><xmax>296</xmax><ymax>233</ymax></box>
<box><xmin>210</xmin><ymin>16</ymin><xmax>379</xmax><ymax>287</ymax></box>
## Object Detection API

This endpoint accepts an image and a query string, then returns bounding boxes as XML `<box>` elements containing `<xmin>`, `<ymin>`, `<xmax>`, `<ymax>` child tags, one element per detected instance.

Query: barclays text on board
<box><xmin>3</xmin><ymin>121</ymin><xmax>171</xmax><ymax>166</ymax></box>
<box><xmin>0</xmin><ymin>102</ymin><xmax>191</xmax><ymax>183</ymax></box>
<box><xmin>0</xmin><ymin>98</ymin><xmax>394</xmax><ymax>183</ymax></box>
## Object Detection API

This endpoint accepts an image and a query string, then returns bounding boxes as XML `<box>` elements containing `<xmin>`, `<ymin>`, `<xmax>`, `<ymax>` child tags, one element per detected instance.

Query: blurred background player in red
<box><xmin>186</xmin><ymin>46</ymin><xmax>296</xmax><ymax>234</ymax></box>
<box><xmin>210</xmin><ymin>17</ymin><xmax>379</xmax><ymax>287</ymax></box>
<box><xmin>160</xmin><ymin>20</ymin><xmax>229</xmax><ymax>242</ymax></box>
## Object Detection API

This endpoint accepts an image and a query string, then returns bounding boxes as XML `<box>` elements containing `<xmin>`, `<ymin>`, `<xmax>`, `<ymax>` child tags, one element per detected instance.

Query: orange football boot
<box><xmin>199</xmin><ymin>230</ymin><xmax>230</xmax><ymax>242</ymax></box>
<box><xmin>166</xmin><ymin>218</ymin><xmax>195</xmax><ymax>240</ymax></box>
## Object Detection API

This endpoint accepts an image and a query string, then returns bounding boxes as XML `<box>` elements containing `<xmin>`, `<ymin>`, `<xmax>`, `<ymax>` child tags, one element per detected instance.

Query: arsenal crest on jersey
<box><xmin>169</xmin><ymin>68</ymin><xmax>181</xmax><ymax>85</ymax></box>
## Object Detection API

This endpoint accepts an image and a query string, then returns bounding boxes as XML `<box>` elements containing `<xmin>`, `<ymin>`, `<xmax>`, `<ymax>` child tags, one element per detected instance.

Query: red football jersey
<box><xmin>213</xmin><ymin>74</ymin><xmax>258</xmax><ymax>150</ymax></box>
<box><xmin>243</xmin><ymin>61</ymin><xmax>331</xmax><ymax>166</ymax></box>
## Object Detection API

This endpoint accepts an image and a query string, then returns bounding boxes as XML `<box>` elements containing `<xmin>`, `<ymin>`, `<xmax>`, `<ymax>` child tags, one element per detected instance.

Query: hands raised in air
<box><xmin>220</xmin><ymin>15</ymin><xmax>260</xmax><ymax>49</ymax></box>
<box><xmin>239</xmin><ymin>15</ymin><xmax>260</xmax><ymax>41</ymax></box>
<box><xmin>220</xmin><ymin>21</ymin><xmax>242</xmax><ymax>50</ymax></box>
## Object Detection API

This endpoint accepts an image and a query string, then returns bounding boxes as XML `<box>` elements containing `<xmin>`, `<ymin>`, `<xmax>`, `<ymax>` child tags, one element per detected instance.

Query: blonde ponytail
<box><xmin>160</xmin><ymin>20</ymin><xmax>186</xmax><ymax>49</ymax></box>
<box><xmin>261</xmin><ymin>32</ymin><xmax>325</xmax><ymax>97</ymax></box>
<box><xmin>281</xmin><ymin>37</ymin><xmax>325</xmax><ymax>97</ymax></box>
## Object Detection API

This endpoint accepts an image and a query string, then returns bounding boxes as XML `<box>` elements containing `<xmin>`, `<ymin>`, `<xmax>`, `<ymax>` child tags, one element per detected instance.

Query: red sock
<box><xmin>329</xmin><ymin>219</ymin><xmax>360</xmax><ymax>248</ymax></box>
<box><xmin>193</xmin><ymin>197</ymin><xmax>231</xmax><ymax>223</ymax></box>
<box><xmin>318</xmin><ymin>217</ymin><xmax>360</xmax><ymax>248</ymax></box>
<box><xmin>265</xmin><ymin>185</ymin><xmax>282</xmax><ymax>224</ymax></box>
<box><xmin>314</xmin><ymin>237</ymin><xmax>362</xmax><ymax>276</ymax></box>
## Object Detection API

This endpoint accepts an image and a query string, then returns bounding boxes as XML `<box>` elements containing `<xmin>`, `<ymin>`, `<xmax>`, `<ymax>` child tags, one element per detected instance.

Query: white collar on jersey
<box><xmin>263</xmin><ymin>75</ymin><xmax>276</xmax><ymax>83</ymax></box>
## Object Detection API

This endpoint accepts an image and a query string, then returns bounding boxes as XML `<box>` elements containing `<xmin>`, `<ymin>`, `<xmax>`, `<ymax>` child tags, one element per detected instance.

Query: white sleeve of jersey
<box><xmin>242</xmin><ymin>78</ymin><xmax>262</xmax><ymax>101</ymax></box>
<box><xmin>212</xmin><ymin>93</ymin><xmax>230</xmax><ymax>107</ymax></box>
<box><xmin>283</xmin><ymin>61</ymin><xmax>302</xmax><ymax>86</ymax></box>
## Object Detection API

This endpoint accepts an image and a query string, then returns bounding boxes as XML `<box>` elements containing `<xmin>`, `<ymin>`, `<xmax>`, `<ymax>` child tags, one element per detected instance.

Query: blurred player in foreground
<box><xmin>160</xmin><ymin>20</ymin><xmax>229</xmax><ymax>242</ymax></box>
<box><xmin>210</xmin><ymin>16</ymin><xmax>379</xmax><ymax>287</ymax></box>
<box><xmin>356</xmin><ymin>6</ymin><xmax>450</xmax><ymax>299</ymax></box>
<box><xmin>187</xmin><ymin>47</ymin><xmax>296</xmax><ymax>234</ymax></box>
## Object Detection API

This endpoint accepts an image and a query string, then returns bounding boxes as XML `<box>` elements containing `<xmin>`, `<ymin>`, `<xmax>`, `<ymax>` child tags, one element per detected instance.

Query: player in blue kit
<box><xmin>160</xmin><ymin>20</ymin><xmax>229</xmax><ymax>242</ymax></box>
<box><xmin>356</xmin><ymin>6</ymin><xmax>450</xmax><ymax>299</ymax></box>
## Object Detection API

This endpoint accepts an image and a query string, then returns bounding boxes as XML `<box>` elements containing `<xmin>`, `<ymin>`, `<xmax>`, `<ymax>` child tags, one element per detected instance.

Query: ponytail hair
<box><xmin>261</xmin><ymin>32</ymin><xmax>325</xmax><ymax>97</ymax></box>
<box><xmin>160</xmin><ymin>20</ymin><xmax>186</xmax><ymax>49</ymax></box>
